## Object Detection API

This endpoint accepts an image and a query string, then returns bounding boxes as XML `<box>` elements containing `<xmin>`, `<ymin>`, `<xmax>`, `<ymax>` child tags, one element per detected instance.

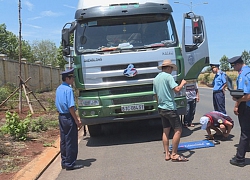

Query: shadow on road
<box><xmin>76</xmin><ymin>158</ymin><xmax>96</xmax><ymax>168</ymax></box>
<box><xmin>84</xmin><ymin>118</ymin><xmax>197</xmax><ymax>147</ymax></box>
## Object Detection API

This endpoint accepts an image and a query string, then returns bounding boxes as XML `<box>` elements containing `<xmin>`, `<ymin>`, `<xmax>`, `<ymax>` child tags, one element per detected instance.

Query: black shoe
<box><xmin>246</xmin><ymin>146</ymin><xmax>250</xmax><ymax>152</ymax></box>
<box><xmin>229</xmin><ymin>158</ymin><xmax>245</xmax><ymax>167</ymax></box>
<box><xmin>66</xmin><ymin>164</ymin><xmax>84</xmax><ymax>171</ymax></box>
<box><xmin>62</xmin><ymin>166</ymin><xmax>66</xmax><ymax>169</ymax></box>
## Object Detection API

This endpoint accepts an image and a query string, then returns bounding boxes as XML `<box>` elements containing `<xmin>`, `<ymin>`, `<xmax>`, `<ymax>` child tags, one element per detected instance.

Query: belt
<box><xmin>213</xmin><ymin>90</ymin><xmax>222</xmax><ymax>93</ymax></box>
<box><xmin>59</xmin><ymin>113</ymin><xmax>71</xmax><ymax>115</ymax></box>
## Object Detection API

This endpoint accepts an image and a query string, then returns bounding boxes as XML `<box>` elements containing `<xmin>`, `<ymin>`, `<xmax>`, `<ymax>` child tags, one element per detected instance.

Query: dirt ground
<box><xmin>0</xmin><ymin>91</ymin><xmax>60</xmax><ymax>180</ymax></box>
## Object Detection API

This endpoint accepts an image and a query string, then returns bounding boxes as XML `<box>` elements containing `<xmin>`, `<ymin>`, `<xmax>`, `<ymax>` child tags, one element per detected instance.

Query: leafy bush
<box><xmin>0</xmin><ymin>110</ymin><xmax>59</xmax><ymax>142</ymax></box>
<box><xmin>45</xmin><ymin>119</ymin><xmax>59</xmax><ymax>128</ymax></box>
<box><xmin>30</xmin><ymin>117</ymin><xmax>48</xmax><ymax>132</ymax></box>
<box><xmin>47</xmin><ymin>98</ymin><xmax>56</xmax><ymax>111</ymax></box>
<box><xmin>0</xmin><ymin>86</ymin><xmax>9</xmax><ymax>102</ymax></box>
<box><xmin>203</xmin><ymin>73</ymin><xmax>210</xmax><ymax>84</ymax></box>
<box><xmin>1</xmin><ymin>111</ymin><xmax>31</xmax><ymax>141</ymax></box>
<box><xmin>0</xmin><ymin>83</ymin><xmax>19</xmax><ymax>109</ymax></box>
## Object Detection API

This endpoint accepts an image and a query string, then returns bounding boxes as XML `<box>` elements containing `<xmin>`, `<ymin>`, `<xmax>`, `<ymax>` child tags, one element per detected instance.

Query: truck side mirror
<box><xmin>192</xmin><ymin>17</ymin><xmax>202</xmax><ymax>34</ymax></box>
<box><xmin>62</xmin><ymin>28</ymin><xmax>70</xmax><ymax>56</ymax></box>
<box><xmin>192</xmin><ymin>16</ymin><xmax>203</xmax><ymax>43</ymax></box>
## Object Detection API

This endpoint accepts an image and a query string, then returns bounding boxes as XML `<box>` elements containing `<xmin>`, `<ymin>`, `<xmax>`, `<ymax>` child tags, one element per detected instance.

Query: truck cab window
<box><xmin>75</xmin><ymin>15</ymin><xmax>178</xmax><ymax>54</ymax></box>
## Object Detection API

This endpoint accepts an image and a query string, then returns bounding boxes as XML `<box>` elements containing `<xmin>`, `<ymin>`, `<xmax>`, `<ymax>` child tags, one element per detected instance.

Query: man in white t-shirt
<box><xmin>183</xmin><ymin>82</ymin><xmax>199</xmax><ymax>127</ymax></box>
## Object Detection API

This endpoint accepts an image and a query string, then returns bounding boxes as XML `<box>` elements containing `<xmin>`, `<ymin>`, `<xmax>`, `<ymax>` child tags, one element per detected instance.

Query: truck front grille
<box><xmin>113</xmin><ymin>95</ymin><xmax>153</xmax><ymax>105</ymax></box>
<box><xmin>101</xmin><ymin>62</ymin><xmax>158</xmax><ymax>71</ymax></box>
<box><xmin>103</xmin><ymin>73</ymin><xmax>157</xmax><ymax>82</ymax></box>
<box><xmin>110</xmin><ymin>84</ymin><xmax>153</xmax><ymax>95</ymax></box>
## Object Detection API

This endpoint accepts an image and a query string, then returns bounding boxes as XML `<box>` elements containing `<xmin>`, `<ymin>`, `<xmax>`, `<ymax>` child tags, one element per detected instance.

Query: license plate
<box><xmin>121</xmin><ymin>104</ymin><xmax>144</xmax><ymax>112</ymax></box>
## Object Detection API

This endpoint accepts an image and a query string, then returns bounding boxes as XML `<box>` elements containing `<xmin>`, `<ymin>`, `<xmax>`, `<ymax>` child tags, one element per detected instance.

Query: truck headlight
<box><xmin>78</xmin><ymin>99</ymin><xmax>100</xmax><ymax>106</ymax></box>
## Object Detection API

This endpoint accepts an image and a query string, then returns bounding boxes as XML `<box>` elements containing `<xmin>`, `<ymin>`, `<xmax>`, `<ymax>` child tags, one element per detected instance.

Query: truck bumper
<box><xmin>81</xmin><ymin>112</ymin><xmax>160</xmax><ymax>125</ymax></box>
<box><xmin>81</xmin><ymin>107</ymin><xmax>186</xmax><ymax>125</ymax></box>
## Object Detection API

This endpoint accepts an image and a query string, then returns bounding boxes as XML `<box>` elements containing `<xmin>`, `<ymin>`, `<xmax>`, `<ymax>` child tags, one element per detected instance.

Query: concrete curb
<box><xmin>13</xmin><ymin>138</ymin><xmax>61</xmax><ymax>180</ymax></box>
<box><xmin>13</xmin><ymin>128</ymin><xmax>84</xmax><ymax>180</ymax></box>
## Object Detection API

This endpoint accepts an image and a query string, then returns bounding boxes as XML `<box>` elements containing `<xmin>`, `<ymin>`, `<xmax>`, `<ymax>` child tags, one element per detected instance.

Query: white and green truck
<box><xmin>62</xmin><ymin>0</ymin><xmax>209</xmax><ymax>136</ymax></box>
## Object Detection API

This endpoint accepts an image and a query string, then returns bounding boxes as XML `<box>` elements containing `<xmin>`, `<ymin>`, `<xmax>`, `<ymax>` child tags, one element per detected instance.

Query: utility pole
<box><xmin>18</xmin><ymin>0</ymin><xmax>22</xmax><ymax>113</ymax></box>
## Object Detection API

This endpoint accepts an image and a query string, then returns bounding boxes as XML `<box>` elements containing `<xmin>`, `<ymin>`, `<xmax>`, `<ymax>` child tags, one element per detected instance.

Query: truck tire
<box><xmin>87</xmin><ymin>124</ymin><xmax>102</xmax><ymax>137</ymax></box>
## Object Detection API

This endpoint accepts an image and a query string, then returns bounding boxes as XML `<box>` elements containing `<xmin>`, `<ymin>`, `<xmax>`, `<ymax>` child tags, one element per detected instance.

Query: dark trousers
<box><xmin>236</xmin><ymin>103</ymin><xmax>250</xmax><ymax>162</ymax></box>
<box><xmin>59</xmin><ymin>113</ymin><xmax>78</xmax><ymax>168</ymax></box>
<box><xmin>213</xmin><ymin>91</ymin><xmax>226</xmax><ymax>114</ymax></box>
<box><xmin>184</xmin><ymin>99</ymin><xmax>197</xmax><ymax>125</ymax></box>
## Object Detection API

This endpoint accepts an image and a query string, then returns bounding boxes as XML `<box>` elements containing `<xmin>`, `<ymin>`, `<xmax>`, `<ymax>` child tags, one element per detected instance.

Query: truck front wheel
<box><xmin>87</xmin><ymin>124</ymin><xmax>102</xmax><ymax>137</ymax></box>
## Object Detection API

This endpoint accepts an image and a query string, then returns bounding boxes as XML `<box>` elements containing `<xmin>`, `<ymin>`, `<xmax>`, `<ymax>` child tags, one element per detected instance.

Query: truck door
<box><xmin>181</xmin><ymin>12</ymin><xmax>210</xmax><ymax>80</ymax></box>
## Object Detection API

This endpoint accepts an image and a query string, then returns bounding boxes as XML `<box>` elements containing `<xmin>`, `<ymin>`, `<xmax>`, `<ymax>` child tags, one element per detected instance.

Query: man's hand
<box><xmin>223</xmin><ymin>88</ymin><xmax>226</xmax><ymax>95</ymax></box>
<box><xmin>75</xmin><ymin>119</ymin><xmax>82</xmax><ymax>129</ymax></box>
<box><xmin>232</xmin><ymin>97</ymin><xmax>238</xmax><ymax>101</ymax></box>
<box><xmin>234</xmin><ymin>106</ymin><xmax>239</xmax><ymax>115</ymax></box>
<box><xmin>181</xmin><ymin>79</ymin><xmax>187</xmax><ymax>86</ymax></box>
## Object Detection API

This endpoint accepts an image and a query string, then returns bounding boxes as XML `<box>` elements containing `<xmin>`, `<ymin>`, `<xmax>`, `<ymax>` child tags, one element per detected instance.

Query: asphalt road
<box><xmin>39</xmin><ymin>87</ymin><xmax>250</xmax><ymax>180</ymax></box>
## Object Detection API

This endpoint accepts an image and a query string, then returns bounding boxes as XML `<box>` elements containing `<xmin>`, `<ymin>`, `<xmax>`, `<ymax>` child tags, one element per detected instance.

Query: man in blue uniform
<box><xmin>227</xmin><ymin>56</ymin><xmax>250</xmax><ymax>167</ymax></box>
<box><xmin>208</xmin><ymin>64</ymin><xmax>227</xmax><ymax>114</ymax></box>
<box><xmin>55</xmin><ymin>68</ymin><xmax>83</xmax><ymax>170</ymax></box>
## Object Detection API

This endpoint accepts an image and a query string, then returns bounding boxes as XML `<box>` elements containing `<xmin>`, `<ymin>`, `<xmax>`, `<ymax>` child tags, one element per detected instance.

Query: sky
<box><xmin>0</xmin><ymin>0</ymin><xmax>250</xmax><ymax>64</ymax></box>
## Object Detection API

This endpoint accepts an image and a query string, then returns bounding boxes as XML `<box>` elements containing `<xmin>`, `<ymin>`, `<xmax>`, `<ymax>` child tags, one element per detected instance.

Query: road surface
<box><xmin>39</xmin><ymin>87</ymin><xmax>250</xmax><ymax>180</ymax></box>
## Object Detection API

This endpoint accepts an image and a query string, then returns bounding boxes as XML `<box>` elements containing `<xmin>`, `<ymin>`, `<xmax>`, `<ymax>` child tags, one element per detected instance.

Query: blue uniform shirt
<box><xmin>212</xmin><ymin>70</ymin><xmax>227</xmax><ymax>91</ymax></box>
<box><xmin>237</xmin><ymin>66</ymin><xmax>250</xmax><ymax>107</ymax></box>
<box><xmin>55</xmin><ymin>82</ymin><xmax>75</xmax><ymax>113</ymax></box>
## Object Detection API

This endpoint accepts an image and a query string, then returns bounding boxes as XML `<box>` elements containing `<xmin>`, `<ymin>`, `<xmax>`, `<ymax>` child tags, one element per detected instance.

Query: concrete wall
<box><xmin>0</xmin><ymin>58</ymin><xmax>62</xmax><ymax>92</ymax></box>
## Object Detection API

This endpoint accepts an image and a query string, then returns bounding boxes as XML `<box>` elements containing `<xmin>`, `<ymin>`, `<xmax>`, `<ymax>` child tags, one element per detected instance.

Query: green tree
<box><xmin>241</xmin><ymin>50</ymin><xmax>250</xmax><ymax>65</ymax></box>
<box><xmin>0</xmin><ymin>23</ymin><xmax>33</xmax><ymax>61</ymax></box>
<box><xmin>56</xmin><ymin>45</ymin><xmax>67</xmax><ymax>69</ymax></box>
<box><xmin>21</xmin><ymin>40</ymin><xmax>35</xmax><ymax>63</ymax></box>
<box><xmin>31</xmin><ymin>40</ymin><xmax>58</xmax><ymax>66</ymax></box>
<box><xmin>0</xmin><ymin>24</ymin><xmax>9</xmax><ymax>54</ymax></box>
<box><xmin>220</xmin><ymin>55</ymin><xmax>230</xmax><ymax>71</ymax></box>
<box><xmin>0</xmin><ymin>24</ymin><xmax>18</xmax><ymax>59</ymax></box>
<box><xmin>56</xmin><ymin>33</ymin><xmax>74</xmax><ymax>69</ymax></box>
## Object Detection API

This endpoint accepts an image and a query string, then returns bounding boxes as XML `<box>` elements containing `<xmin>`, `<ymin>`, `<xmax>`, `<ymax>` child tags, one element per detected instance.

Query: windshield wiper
<box><xmin>144</xmin><ymin>40</ymin><xmax>175</xmax><ymax>48</ymax></box>
<box><xmin>144</xmin><ymin>43</ymin><xmax>165</xmax><ymax>48</ymax></box>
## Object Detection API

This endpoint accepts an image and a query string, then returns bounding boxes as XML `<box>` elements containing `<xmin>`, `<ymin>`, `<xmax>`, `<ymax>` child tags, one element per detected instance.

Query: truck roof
<box><xmin>77</xmin><ymin>0</ymin><xmax>169</xmax><ymax>9</ymax></box>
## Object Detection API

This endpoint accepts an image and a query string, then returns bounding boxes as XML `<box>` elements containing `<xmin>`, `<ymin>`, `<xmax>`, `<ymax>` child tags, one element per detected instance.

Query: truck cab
<box><xmin>62</xmin><ymin>0</ymin><xmax>209</xmax><ymax>136</ymax></box>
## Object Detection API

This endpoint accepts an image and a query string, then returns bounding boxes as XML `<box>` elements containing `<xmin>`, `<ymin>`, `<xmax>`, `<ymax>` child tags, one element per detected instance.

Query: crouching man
<box><xmin>200</xmin><ymin>111</ymin><xmax>234</xmax><ymax>140</ymax></box>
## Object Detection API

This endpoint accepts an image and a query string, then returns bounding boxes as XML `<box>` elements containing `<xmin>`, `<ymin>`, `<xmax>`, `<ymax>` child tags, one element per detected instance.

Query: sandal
<box><xmin>189</xmin><ymin>124</ymin><xmax>195</xmax><ymax>127</ymax></box>
<box><xmin>165</xmin><ymin>157</ymin><xmax>171</xmax><ymax>161</ymax></box>
<box><xmin>171</xmin><ymin>154</ymin><xmax>189</xmax><ymax>162</ymax></box>
<box><xmin>165</xmin><ymin>153</ymin><xmax>171</xmax><ymax>161</ymax></box>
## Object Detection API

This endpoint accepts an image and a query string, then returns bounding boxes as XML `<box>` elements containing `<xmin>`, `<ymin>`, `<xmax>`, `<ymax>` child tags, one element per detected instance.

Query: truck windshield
<box><xmin>75</xmin><ymin>14</ymin><xmax>177</xmax><ymax>54</ymax></box>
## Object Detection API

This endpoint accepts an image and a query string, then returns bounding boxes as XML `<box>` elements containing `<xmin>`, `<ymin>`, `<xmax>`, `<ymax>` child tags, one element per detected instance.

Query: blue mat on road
<box><xmin>169</xmin><ymin>140</ymin><xmax>215</xmax><ymax>151</ymax></box>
